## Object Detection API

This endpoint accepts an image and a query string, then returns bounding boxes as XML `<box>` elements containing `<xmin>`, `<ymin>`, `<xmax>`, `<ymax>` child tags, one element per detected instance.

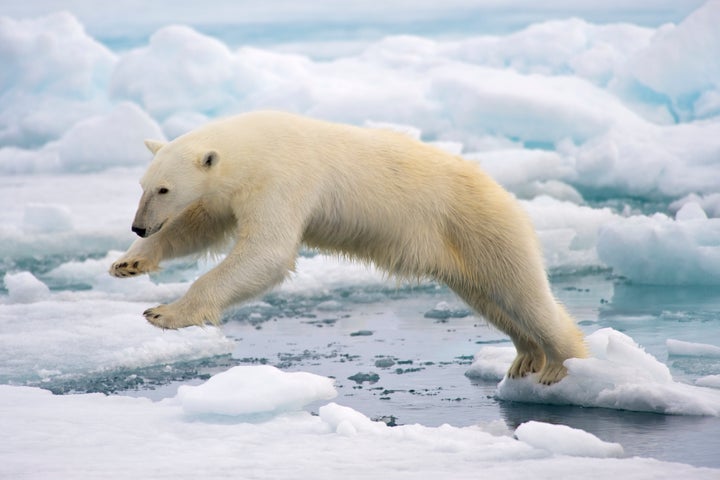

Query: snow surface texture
<box><xmin>467</xmin><ymin>328</ymin><xmax>720</xmax><ymax>416</ymax></box>
<box><xmin>2</xmin><ymin>367</ymin><xmax>719</xmax><ymax>480</ymax></box>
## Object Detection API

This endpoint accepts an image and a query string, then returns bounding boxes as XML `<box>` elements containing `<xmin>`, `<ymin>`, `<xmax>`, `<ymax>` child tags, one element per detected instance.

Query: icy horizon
<box><xmin>1</xmin><ymin>1</ymin><xmax>720</xmax><ymax>477</ymax></box>
<box><xmin>1</xmin><ymin>1</ymin><xmax>719</xmax><ymax>285</ymax></box>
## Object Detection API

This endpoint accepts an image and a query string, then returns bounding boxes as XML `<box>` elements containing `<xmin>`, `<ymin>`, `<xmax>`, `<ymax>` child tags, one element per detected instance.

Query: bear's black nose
<box><xmin>132</xmin><ymin>226</ymin><xmax>147</xmax><ymax>238</ymax></box>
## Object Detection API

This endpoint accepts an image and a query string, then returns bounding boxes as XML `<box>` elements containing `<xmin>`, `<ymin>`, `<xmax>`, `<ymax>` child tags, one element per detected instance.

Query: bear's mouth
<box><xmin>144</xmin><ymin>219</ymin><xmax>166</xmax><ymax>238</ymax></box>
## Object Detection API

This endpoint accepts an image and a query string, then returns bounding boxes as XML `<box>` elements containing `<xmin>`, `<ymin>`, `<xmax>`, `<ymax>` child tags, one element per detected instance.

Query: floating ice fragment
<box><xmin>667</xmin><ymin>339</ymin><xmax>720</xmax><ymax>358</ymax></box>
<box><xmin>675</xmin><ymin>202</ymin><xmax>708</xmax><ymax>221</ymax></box>
<box><xmin>515</xmin><ymin>421</ymin><xmax>624</xmax><ymax>458</ymax></box>
<box><xmin>473</xmin><ymin>328</ymin><xmax>720</xmax><ymax>415</ymax></box>
<box><xmin>3</xmin><ymin>272</ymin><xmax>50</xmax><ymax>304</ymax></box>
<box><xmin>696</xmin><ymin>375</ymin><xmax>720</xmax><ymax>389</ymax></box>
<box><xmin>465</xmin><ymin>346</ymin><xmax>516</xmax><ymax>381</ymax></box>
<box><xmin>176</xmin><ymin>365</ymin><xmax>337</xmax><ymax>417</ymax></box>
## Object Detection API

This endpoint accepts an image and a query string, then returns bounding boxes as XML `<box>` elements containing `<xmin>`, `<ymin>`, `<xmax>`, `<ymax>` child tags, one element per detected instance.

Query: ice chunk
<box><xmin>667</xmin><ymin>339</ymin><xmax>720</xmax><ymax>358</ymax></box>
<box><xmin>431</xmin><ymin>63</ymin><xmax>645</xmax><ymax>145</ymax></box>
<box><xmin>319</xmin><ymin>402</ymin><xmax>386</xmax><ymax>435</ymax></box>
<box><xmin>670</xmin><ymin>193</ymin><xmax>720</xmax><ymax>219</ymax></box>
<box><xmin>110</xmin><ymin>25</ymin><xmax>246</xmax><ymax>119</ymax></box>
<box><xmin>521</xmin><ymin>196</ymin><xmax>620</xmax><ymax>273</ymax></box>
<box><xmin>568</xmin><ymin>120</ymin><xmax>720</xmax><ymax>198</ymax></box>
<box><xmin>675</xmin><ymin>202</ymin><xmax>708</xmax><ymax>221</ymax></box>
<box><xmin>0</xmin><ymin>13</ymin><xmax>116</xmax><ymax>147</ymax></box>
<box><xmin>3</xmin><ymin>272</ymin><xmax>50</xmax><ymax>304</ymax></box>
<box><xmin>490</xmin><ymin>328</ymin><xmax>720</xmax><ymax>416</ymax></box>
<box><xmin>54</xmin><ymin>102</ymin><xmax>164</xmax><ymax>172</ymax></box>
<box><xmin>697</xmin><ymin>375</ymin><xmax>720</xmax><ymax>389</ymax></box>
<box><xmin>629</xmin><ymin>0</ymin><xmax>720</xmax><ymax>118</ymax></box>
<box><xmin>176</xmin><ymin>365</ymin><xmax>337</xmax><ymax>417</ymax></box>
<box><xmin>515</xmin><ymin>421</ymin><xmax>624</xmax><ymax>458</ymax></box>
<box><xmin>597</xmin><ymin>212</ymin><xmax>720</xmax><ymax>285</ymax></box>
<box><xmin>465</xmin><ymin>346</ymin><xmax>516</xmax><ymax>381</ymax></box>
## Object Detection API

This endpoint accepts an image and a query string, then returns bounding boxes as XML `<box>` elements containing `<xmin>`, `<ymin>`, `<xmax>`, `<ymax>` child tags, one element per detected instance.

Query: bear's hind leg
<box><xmin>507</xmin><ymin>339</ymin><xmax>546</xmax><ymax>379</ymax></box>
<box><xmin>450</xmin><ymin>289</ymin><xmax>547</xmax><ymax>379</ymax></box>
<box><xmin>450</xmin><ymin>282</ymin><xmax>586</xmax><ymax>384</ymax></box>
<box><xmin>535</xmin><ymin>302</ymin><xmax>587</xmax><ymax>385</ymax></box>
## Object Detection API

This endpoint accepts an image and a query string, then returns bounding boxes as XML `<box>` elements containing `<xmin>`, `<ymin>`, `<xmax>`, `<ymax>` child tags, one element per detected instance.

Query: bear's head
<box><xmin>131</xmin><ymin>139</ymin><xmax>220</xmax><ymax>238</ymax></box>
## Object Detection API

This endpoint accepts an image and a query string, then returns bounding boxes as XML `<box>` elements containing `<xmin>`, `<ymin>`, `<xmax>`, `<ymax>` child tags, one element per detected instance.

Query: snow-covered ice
<box><xmin>514</xmin><ymin>420</ymin><xmax>624</xmax><ymax>458</ymax></box>
<box><xmin>468</xmin><ymin>328</ymin><xmax>720</xmax><ymax>416</ymax></box>
<box><xmin>1</xmin><ymin>0</ymin><xmax>719</xmax><ymax>476</ymax></box>
<box><xmin>2</xmin><ymin>369</ymin><xmax>719</xmax><ymax>480</ymax></box>
<box><xmin>176</xmin><ymin>365</ymin><xmax>337</xmax><ymax>417</ymax></box>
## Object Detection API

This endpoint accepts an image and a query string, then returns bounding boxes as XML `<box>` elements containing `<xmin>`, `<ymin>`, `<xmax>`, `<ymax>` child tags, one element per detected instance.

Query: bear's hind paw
<box><xmin>508</xmin><ymin>352</ymin><xmax>545</xmax><ymax>379</ymax></box>
<box><xmin>144</xmin><ymin>305</ymin><xmax>189</xmax><ymax>330</ymax></box>
<box><xmin>537</xmin><ymin>363</ymin><xmax>568</xmax><ymax>385</ymax></box>
<box><xmin>143</xmin><ymin>304</ymin><xmax>216</xmax><ymax>330</ymax></box>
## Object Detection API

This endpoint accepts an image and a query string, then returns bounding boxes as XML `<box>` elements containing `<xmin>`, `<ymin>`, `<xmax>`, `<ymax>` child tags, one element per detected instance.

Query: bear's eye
<box><xmin>158</xmin><ymin>187</ymin><xmax>169</xmax><ymax>195</ymax></box>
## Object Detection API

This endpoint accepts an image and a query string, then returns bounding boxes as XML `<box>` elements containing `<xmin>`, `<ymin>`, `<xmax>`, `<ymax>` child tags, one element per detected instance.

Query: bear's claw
<box><xmin>537</xmin><ymin>363</ymin><xmax>568</xmax><ymax>385</ymax></box>
<box><xmin>110</xmin><ymin>257</ymin><xmax>157</xmax><ymax>278</ymax></box>
<box><xmin>508</xmin><ymin>352</ymin><xmax>545</xmax><ymax>379</ymax></box>
<box><xmin>143</xmin><ymin>305</ymin><xmax>196</xmax><ymax>329</ymax></box>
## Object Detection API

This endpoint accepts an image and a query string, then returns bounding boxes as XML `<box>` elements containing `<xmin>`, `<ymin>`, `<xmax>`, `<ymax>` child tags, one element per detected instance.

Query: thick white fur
<box><xmin>110</xmin><ymin>111</ymin><xmax>587</xmax><ymax>384</ymax></box>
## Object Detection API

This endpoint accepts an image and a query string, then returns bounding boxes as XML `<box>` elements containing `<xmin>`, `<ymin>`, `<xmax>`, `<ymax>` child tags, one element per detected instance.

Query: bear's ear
<box><xmin>144</xmin><ymin>139</ymin><xmax>167</xmax><ymax>155</ymax></box>
<box><xmin>200</xmin><ymin>151</ymin><xmax>219</xmax><ymax>169</ymax></box>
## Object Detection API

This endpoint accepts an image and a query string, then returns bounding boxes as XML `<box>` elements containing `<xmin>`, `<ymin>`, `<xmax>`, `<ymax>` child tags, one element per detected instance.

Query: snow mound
<box><xmin>515</xmin><ymin>421</ymin><xmax>624</xmax><ymax>458</ymax></box>
<box><xmin>671</xmin><ymin>193</ymin><xmax>720</xmax><ymax>219</ymax></box>
<box><xmin>176</xmin><ymin>365</ymin><xmax>337</xmax><ymax>417</ymax></box>
<box><xmin>468</xmin><ymin>328</ymin><xmax>720</xmax><ymax>415</ymax></box>
<box><xmin>3</xmin><ymin>271</ymin><xmax>50</xmax><ymax>304</ymax></box>
<box><xmin>319</xmin><ymin>402</ymin><xmax>387</xmax><ymax>436</ymax></box>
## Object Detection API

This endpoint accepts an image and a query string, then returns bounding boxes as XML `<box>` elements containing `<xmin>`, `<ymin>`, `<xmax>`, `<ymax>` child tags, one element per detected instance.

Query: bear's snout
<box><xmin>132</xmin><ymin>225</ymin><xmax>147</xmax><ymax>238</ymax></box>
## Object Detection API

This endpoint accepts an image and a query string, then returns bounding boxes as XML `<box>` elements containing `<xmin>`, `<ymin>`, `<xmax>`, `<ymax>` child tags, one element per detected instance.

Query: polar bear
<box><xmin>110</xmin><ymin>111</ymin><xmax>587</xmax><ymax>384</ymax></box>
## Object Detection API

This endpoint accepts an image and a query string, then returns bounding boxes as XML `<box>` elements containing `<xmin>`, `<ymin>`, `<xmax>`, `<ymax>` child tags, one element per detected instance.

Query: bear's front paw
<box><xmin>143</xmin><ymin>303</ymin><xmax>217</xmax><ymax>330</ymax></box>
<box><xmin>110</xmin><ymin>257</ymin><xmax>157</xmax><ymax>278</ymax></box>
